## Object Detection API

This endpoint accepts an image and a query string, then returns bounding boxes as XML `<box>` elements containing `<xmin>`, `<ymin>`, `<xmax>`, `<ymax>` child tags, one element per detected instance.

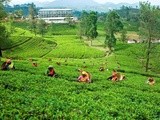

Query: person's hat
<box><xmin>6</xmin><ymin>59</ymin><xmax>11</xmax><ymax>63</ymax></box>
<box><xmin>48</xmin><ymin>65</ymin><xmax>53</xmax><ymax>68</ymax></box>
<box><xmin>82</xmin><ymin>71</ymin><xmax>87</xmax><ymax>75</ymax></box>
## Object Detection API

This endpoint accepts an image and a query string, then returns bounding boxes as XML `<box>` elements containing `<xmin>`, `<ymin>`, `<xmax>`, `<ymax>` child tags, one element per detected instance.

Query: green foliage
<box><xmin>28</xmin><ymin>3</ymin><xmax>37</xmax><ymax>36</ymax></box>
<box><xmin>12</xmin><ymin>21</ymin><xmax>30</xmax><ymax>30</ymax></box>
<box><xmin>106</xmin><ymin>10</ymin><xmax>123</xmax><ymax>33</ymax></box>
<box><xmin>117</xmin><ymin>6</ymin><xmax>139</xmax><ymax>22</ymax></box>
<box><xmin>79</xmin><ymin>11</ymin><xmax>98</xmax><ymax>45</ymax></box>
<box><xmin>120</xmin><ymin>29</ymin><xmax>127</xmax><ymax>42</ymax></box>
<box><xmin>47</xmin><ymin>23</ymin><xmax>77</xmax><ymax>35</ymax></box>
<box><xmin>0</xmin><ymin>52</ymin><xmax>160</xmax><ymax>119</ymax></box>
<box><xmin>0</xmin><ymin>24</ymin><xmax>10</xmax><ymax>54</ymax></box>
<box><xmin>139</xmin><ymin>1</ymin><xmax>160</xmax><ymax>72</ymax></box>
<box><xmin>8</xmin><ymin>13</ymin><xmax>15</xmax><ymax>34</ymax></box>
<box><xmin>14</xmin><ymin>9</ymin><xmax>23</xmax><ymax>18</ymax></box>
<box><xmin>28</xmin><ymin>3</ymin><xmax>37</xmax><ymax>20</ymax></box>
<box><xmin>29</xmin><ymin>19</ymin><xmax>37</xmax><ymax>35</ymax></box>
<box><xmin>88</xmin><ymin>11</ymin><xmax>98</xmax><ymax>39</ymax></box>
<box><xmin>0</xmin><ymin>0</ymin><xmax>11</xmax><ymax>57</ymax></box>
<box><xmin>123</xmin><ymin>20</ymin><xmax>139</xmax><ymax>31</ymax></box>
<box><xmin>45</xmin><ymin>35</ymin><xmax>105</xmax><ymax>58</ymax></box>
<box><xmin>3</xmin><ymin>37</ymin><xmax>56</xmax><ymax>58</ymax></box>
<box><xmin>1</xmin><ymin>11</ymin><xmax>160</xmax><ymax>119</ymax></box>
<box><xmin>116</xmin><ymin>6</ymin><xmax>140</xmax><ymax>31</ymax></box>
<box><xmin>1</xmin><ymin>23</ymin><xmax>104</xmax><ymax>59</ymax></box>
<box><xmin>105</xmin><ymin>10</ymin><xmax>123</xmax><ymax>50</ymax></box>
<box><xmin>139</xmin><ymin>2</ymin><xmax>160</xmax><ymax>39</ymax></box>
<box><xmin>37</xmin><ymin>19</ymin><xmax>46</xmax><ymax>36</ymax></box>
<box><xmin>79</xmin><ymin>11</ymin><xmax>88</xmax><ymax>37</ymax></box>
<box><xmin>0</xmin><ymin>3</ymin><xmax>6</xmax><ymax>20</ymax></box>
<box><xmin>105</xmin><ymin>34</ymin><xmax>116</xmax><ymax>50</ymax></box>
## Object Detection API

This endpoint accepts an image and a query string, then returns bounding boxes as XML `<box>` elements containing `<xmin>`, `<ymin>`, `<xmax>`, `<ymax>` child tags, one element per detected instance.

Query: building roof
<box><xmin>39</xmin><ymin>9</ymin><xmax>72</xmax><ymax>11</ymax></box>
<box><xmin>40</xmin><ymin>17</ymin><xmax>74</xmax><ymax>20</ymax></box>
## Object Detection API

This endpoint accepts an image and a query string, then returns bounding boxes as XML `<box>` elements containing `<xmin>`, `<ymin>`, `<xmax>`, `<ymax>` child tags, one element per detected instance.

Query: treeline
<box><xmin>4</xmin><ymin>3</ymin><xmax>140</xmax><ymax>33</ymax></box>
<box><xmin>79</xmin><ymin>2</ymin><xmax>160</xmax><ymax>72</ymax></box>
<box><xmin>5</xmin><ymin>3</ymin><xmax>41</xmax><ymax>18</ymax></box>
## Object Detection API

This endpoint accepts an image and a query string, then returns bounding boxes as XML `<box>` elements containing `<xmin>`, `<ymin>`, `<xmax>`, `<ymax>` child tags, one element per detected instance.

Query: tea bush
<box><xmin>0</xmin><ymin>57</ymin><xmax>160</xmax><ymax>119</ymax></box>
<box><xmin>44</xmin><ymin>35</ymin><xmax>105</xmax><ymax>58</ymax></box>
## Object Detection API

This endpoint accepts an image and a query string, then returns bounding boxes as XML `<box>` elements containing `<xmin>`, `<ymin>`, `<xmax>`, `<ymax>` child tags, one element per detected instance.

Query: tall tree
<box><xmin>0</xmin><ymin>3</ymin><xmax>6</xmax><ymax>20</ymax></box>
<box><xmin>88</xmin><ymin>11</ymin><xmax>98</xmax><ymax>46</ymax></box>
<box><xmin>14</xmin><ymin>9</ymin><xmax>23</xmax><ymax>19</ymax></box>
<box><xmin>8</xmin><ymin>13</ymin><xmax>14</xmax><ymax>34</ymax></box>
<box><xmin>79</xmin><ymin>11</ymin><xmax>89</xmax><ymax>39</ymax></box>
<box><xmin>105</xmin><ymin>10</ymin><xmax>123</xmax><ymax>52</ymax></box>
<box><xmin>79</xmin><ymin>11</ymin><xmax>98</xmax><ymax>45</ymax></box>
<box><xmin>65</xmin><ymin>14</ymin><xmax>74</xmax><ymax>26</ymax></box>
<box><xmin>0</xmin><ymin>0</ymin><xmax>10</xmax><ymax>57</ymax></box>
<box><xmin>37</xmin><ymin>19</ymin><xmax>46</xmax><ymax>37</ymax></box>
<box><xmin>29</xmin><ymin>3</ymin><xmax>37</xmax><ymax>36</ymax></box>
<box><xmin>121</xmin><ymin>29</ymin><xmax>127</xmax><ymax>43</ymax></box>
<box><xmin>139</xmin><ymin>2</ymin><xmax>160</xmax><ymax>72</ymax></box>
<box><xmin>0</xmin><ymin>25</ymin><xmax>9</xmax><ymax>57</ymax></box>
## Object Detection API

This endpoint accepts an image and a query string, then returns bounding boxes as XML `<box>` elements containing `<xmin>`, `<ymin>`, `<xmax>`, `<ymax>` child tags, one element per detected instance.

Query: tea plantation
<box><xmin>0</xmin><ymin>23</ymin><xmax>160</xmax><ymax>119</ymax></box>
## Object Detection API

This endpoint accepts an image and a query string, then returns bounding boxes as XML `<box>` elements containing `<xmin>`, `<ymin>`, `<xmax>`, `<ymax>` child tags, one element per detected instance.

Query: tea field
<box><xmin>0</xmin><ymin>57</ymin><xmax>160</xmax><ymax>119</ymax></box>
<box><xmin>0</xmin><ymin>23</ymin><xmax>160</xmax><ymax>119</ymax></box>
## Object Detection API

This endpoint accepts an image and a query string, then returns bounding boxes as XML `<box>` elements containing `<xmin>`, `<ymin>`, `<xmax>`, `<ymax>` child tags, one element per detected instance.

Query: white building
<box><xmin>38</xmin><ymin>8</ymin><xmax>77</xmax><ymax>23</ymax></box>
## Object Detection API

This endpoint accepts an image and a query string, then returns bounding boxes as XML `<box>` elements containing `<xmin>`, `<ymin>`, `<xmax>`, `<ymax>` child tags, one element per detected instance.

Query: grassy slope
<box><xmin>0</xmin><ymin>22</ymin><xmax>160</xmax><ymax>119</ymax></box>
<box><xmin>44</xmin><ymin>35</ymin><xmax>105</xmax><ymax>58</ymax></box>
<box><xmin>3</xmin><ymin>23</ymin><xmax>57</xmax><ymax>58</ymax></box>
<box><xmin>2</xmin><ymin>35</ymin><xmax>57</xmax><ymax>59</ymax></box>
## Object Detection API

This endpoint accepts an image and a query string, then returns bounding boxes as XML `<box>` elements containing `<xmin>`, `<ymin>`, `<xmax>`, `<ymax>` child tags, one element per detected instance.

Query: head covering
<box><xmin>6</xmin><ymin>59</ymin><xmax>11</xmax><ymax>64</ymax></box>
<box><xmin>82</xmin><ymin>71</ymin><xmax>87</xmax><ymax>75</ymax></box>
<box><xmin>148</xmin><ymin>77</ymin><xmax>154</xmax><ymax>82</ymax></box>
<box><xmin>48</xmin><ymin>65</ymin><xmax>53</xmax><ymax>68</ymax></box>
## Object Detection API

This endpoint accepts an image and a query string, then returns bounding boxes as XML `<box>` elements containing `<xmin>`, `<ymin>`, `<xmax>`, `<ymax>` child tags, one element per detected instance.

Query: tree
<box><xmin>121</xmin><ymin>29</ymin><xmax>127</xmax><ymax>43</ymax></box>
<box><xmin>105</xmin><ymin>10</ymin><xmax>123</xmax><ymax>52</ymax></box>
<box><xmin>79</xmin><ymin>11</ymin><xmax>98</xmax><ymax>45</ymax></box>
<box><xmin>79</xmin><ymin>11</ymin><xmax>89</xmax><ymax>39</ymax></box>
<box><xmin>0</xmin><ymin>3</ymin><xmax>6</xmax><ymax>20</ymax></box>
<box><xmin>0</xmin><ymin>25</ymin><xmax>9</xmax><ymax>57</ymax></box>
<box><xmin>139</xmin><ymin>2</ymin><xmax>160</xmax><ymax>72</ymax></box>
<box><xmin>0</xmin><ymin>0</ymin><xmax>10</xmax><ymax>57</ymax></box>
<box><xmin>37</xmin><ymin>19</ymin><xmax>46</xmax><ymax>37</ymax></box>
<box><xmin>8</xmin><ymin>13</ymin><xmax>14</xmax><ymax>34</ymax></box>
<box><xmin>119</xmin><ymin>6</ymin><xmax>130</xmax><ymax>21</ymax></box>
<box><xmin>116</xmin><ymin>6</ymin><xmax>140</xmax><ymax>31</ymax></box>
<box><xmin>65</xmin><ymin>14</ymin><xmax>75</xmax><ymax>26</ymax></box>
<box><xmin>28</xmin><ymin>3</ymin><xmax>37</xmax><ymax>36</ymax></box>
<box><xmin>14</xmin><ymin>9</ymin><xmax>23</xmax><ymax>19</ymax></box>
<box><xmin>88</xmin><ymin>11</ymin><xmax>98</xmax><ymax>46</ymax></box>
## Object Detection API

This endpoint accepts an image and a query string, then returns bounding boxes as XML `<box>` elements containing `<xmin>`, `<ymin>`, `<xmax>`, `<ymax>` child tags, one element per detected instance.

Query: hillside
<box><xmin>36</xmin><ymin>0</ymin><xmax>139</xmax><ymax>12</ymax></box>
<box><xmin>7</xmin><ymin>0</ymin><xmax>139</xmax><ymax>13</ymax></box>
<box><xmin>3</xmin><ymin>37</ymin><xmax>57</xmax><ymax>58</ymax></box>
<box><xmin>0</xmin><ymin>22</ymin><xmax>160</xmax><ymax>119</ymax></box>
<box><xmin>1</xmin><ymin>44</ymin><xmax>160</xmax><ymax>119</ymax></box>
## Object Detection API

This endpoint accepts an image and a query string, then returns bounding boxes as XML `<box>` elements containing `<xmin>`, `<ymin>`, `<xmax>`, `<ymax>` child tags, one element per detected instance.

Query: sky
<box><xmin>10</xmin><ymin>0</ymin><xmax>160</xmax><ymax>5</ymax></box>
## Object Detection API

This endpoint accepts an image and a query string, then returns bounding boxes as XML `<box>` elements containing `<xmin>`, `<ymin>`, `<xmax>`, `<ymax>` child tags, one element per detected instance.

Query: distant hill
<box><xmin>34</xmin><ymin>0</ymin><xmax>139</xmax><ymax>12</ymax></box>
<box><xmin>5</xmin><ymin>0</ymin><xmax>139</xmax><ymax>14</ymax></box>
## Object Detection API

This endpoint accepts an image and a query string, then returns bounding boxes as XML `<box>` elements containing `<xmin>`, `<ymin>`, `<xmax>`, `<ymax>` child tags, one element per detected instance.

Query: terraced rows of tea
<box><xmin>0</xmin><ymin>57</ymin><xmax>160</xmax><ymax>119</ymax></box>
<box><xmin>3</xmin><ymin>37</ymin><xmax>57</xmax><ymax>58</ymax></box>
<box><xmin>44</xmin><ymin>35</ymin><xmax>105</xmax><ymax>58</ymax></box>
<box><xmin>0</xmin><ymin>23</ymin><xmax>160</xmax><ymax>119</ymax></box>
